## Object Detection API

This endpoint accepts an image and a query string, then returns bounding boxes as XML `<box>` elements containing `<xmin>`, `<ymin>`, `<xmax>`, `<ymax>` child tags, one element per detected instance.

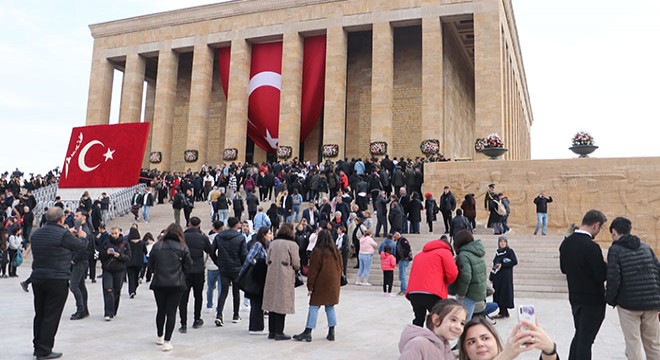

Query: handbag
<box><xmin>294</xmin><ymin>271</ymin><xmax>304</xmax><ymax>287</ymax></box>
<box><xmin>494</xmin><ymin>200</ymin><xmax>507</xmax><ymax>216</ymax></box>
<box><xmin>235</xmin><ymin>261</ymin><xmax>261</xmax><ymax>295</ymax></box>
<box><xmin>340</xmin><ymin>274</ymin><xmax>348</xmax><ymax>287</ymax></box>
<box><xmin>14</xmin><ymin>250</ymin><xmax>23</xmax><ymax>267</ymax></box>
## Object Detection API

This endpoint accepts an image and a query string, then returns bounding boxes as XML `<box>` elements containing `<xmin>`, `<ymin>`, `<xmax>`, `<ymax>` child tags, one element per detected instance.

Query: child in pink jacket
<box><xmin>381</xmin><ymin>244</ymin><xmax>397</xmax><ymax>296</ymax></box>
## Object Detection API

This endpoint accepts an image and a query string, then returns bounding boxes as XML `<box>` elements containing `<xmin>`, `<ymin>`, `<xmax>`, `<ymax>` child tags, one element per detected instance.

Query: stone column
<box><xmin>371</xmin><ymin>22</ymin><xmax>394</xmax><ymax>155</ymax></box>
<box><xmin>224</xmin><ymin>39</ymin><xmax>251</xmax><ymax>162</ymax></box>
<box><xmin>151</xmin><ymin>46</ymin><xmax>179</xmax><ymax>171</ymax></box>
<box><xmin>278</xmin><ymin>32</ymin><xmax>304</xmax><ymax>159</ymax></box>
<box><xmin>322</xmin><ymin>26</ymin><xmax>348</xmax><ymax>160</ymax></box>
<box><xmin>474</xmin><ymin>4</ymin><xmax>504</xmax><ymax>149</ymax></box>
<box><xmin>85</xmin><ymin>49</ymin><xmax>114</xmax><ymax>125</ymax></box>
<box><xmin>186</xmin><ymin>40</ymin><xmax>214</xmax><ymax>166</ymax></box>
<box><xmin>142</xmin><ymin>80</ymin><xmax>156</xmax><ymax>168</ymax></box>
<box><xmin>119</xmin><ymin>53</ymin><xmax>146</xmax><ymax>123</ymax></box>
<box><xmin>421</xmin><ymin>16</ymin><xmax>444</xmax><ymax>153</ymax></box>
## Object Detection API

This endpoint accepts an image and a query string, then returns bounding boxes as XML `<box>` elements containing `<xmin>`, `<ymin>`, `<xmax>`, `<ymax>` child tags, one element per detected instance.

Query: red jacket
<box><xmin>406</xmin><ymin>240</ymin><xmax>458</xmax><ymax>299</ymax></box>
<box><xmin>381</xmin><ymin>252</ymin><xmax>396</xmax><ymax>271</ymax></box>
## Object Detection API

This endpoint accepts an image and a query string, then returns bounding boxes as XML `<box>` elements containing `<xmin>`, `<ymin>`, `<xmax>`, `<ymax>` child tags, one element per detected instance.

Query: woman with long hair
<box><xmin>240</xmin><ymin>226</ymin><xmax>273</xmax><ymax>334</ymax></box>
<box><xmin>262</xmin><ymin>223</ymin><xmax>300</xmax><ymax>340</ymax></box>
<box><xmin>292</xmin><ymin>229</ymin><xmax>343</xmax><ymax>342</ymax></box>
<box><xmin>461</xmin><ymin>194</ymin><xmax>477</xmax><ymax>230</ymax></box>
<box><xmin>490</xmin><ymin>236</ymin><xmax>517</xmax><ymax>319</ymax></box>
<box><xmin>147</xmin><ymin>223</ymin><xmax>193</xmax><ymax>352</ymax></box>
<box><xmin>458</xmin><ymin>316</ymin><xmax>558</xmax><ymax>360</ymax></box>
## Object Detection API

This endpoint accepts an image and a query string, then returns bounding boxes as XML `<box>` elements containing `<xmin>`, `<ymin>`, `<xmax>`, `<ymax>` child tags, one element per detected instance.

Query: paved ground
<box><xmin>2</xmin><ymin>201</ymin><xmax>628</xmax><ymax>359</ymax></box>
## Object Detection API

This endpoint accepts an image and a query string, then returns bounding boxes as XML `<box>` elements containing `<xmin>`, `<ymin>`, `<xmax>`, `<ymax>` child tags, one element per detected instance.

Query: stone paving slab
<box><xmin>1</xmin><ymin>201</ymin><xmax>628</xmax><ymax>359</ymax></box>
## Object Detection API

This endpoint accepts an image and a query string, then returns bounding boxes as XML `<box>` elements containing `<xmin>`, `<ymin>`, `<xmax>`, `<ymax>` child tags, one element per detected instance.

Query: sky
<box><xmin>1</xmin><ymin>0</ymin><xmax>658</xmax><ymax>175</ymax></box>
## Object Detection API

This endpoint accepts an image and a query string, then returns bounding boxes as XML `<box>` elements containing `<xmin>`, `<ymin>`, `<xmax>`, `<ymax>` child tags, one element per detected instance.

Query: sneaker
<box><xmin>129</xmin><ymin>293</ymin><xmax>136</xmax><ymax>299</ymax></box>
<box><xmin>249</xmin><ymin>330</ymin><xmax>268</xmax><ymax>335</ymax></box>
<box><xmin>362</xmin><ymin>282</ymin><xmax>372</xmax><ymax>286</ymax></box>
<box><xmin>389</xmin><ymin>293</ymin><xmax>397</xmax><ymax>297</ymax></box>
<box><xmin>232</xmin><ymin>316</ymin><xmax>242</xmax><ymax>323</ymax></box>
<box><xmin>162</xmin><ymin>341</ymin><xmax>173</xmax><ymax>352</ymax></box>
<box><xmin>214</xmin><ymin>318</ymin><xmax>224</xmax><ymax>327</ymax></box>
<box><xmin>155</xmin><ymin>336</ymin><xmax>164</xmax><ymax>345</ymax></box>
<box><xmin>178</xmin><ymin>326</ymin><xmax>187</xmax><ymax>334</ymax></box>
<box><xmin>104</xmin><ymin>316</ymin><xmax>112</xmax><ymax>321</ymax></box>
<box><xmin>20</xmin><ymin>281</ymin><xmax>29</xmax><ymax>292</ymax></box>
<box><xmin>355</xmin><ymin>281</ymin><xmax>362</xmax><ymax>286</ymax></box>
<box><xmin>192</xmin><ymin>319</ymin><xmax>204</xmax><ymax>329</ymax></box>
<box><xmin>383</xmin><ymin>293</ymin><xmax>389</xmax><ymax>297</ymax></box>
<box><xmin>397</xmin><ymin>291</ymin><xmax>406</xmax><ymax>296</ymax></box>
<box><xmin>205</xmin><ymin>307</ymin><xmax>214</xmax><ymax>314</ymax></box>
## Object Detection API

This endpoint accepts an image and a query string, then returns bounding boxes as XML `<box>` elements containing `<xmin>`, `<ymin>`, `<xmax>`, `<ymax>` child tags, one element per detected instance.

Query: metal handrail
<box><xmin>33</xmin><ymin>183</ymin><xmax>146</xmax><ymax>224</ymax></box>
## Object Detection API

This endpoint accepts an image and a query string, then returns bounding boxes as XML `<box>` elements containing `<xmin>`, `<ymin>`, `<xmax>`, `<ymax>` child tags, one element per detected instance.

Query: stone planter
<box><xmin>481</xmin><ymin>147</ymin><xmax>508</xmax><ymax>160</ymax></box>
<box><xmin>569</xmin><ymin>145</ymin><xmax>598</xmax><ymax>158</ymax></box>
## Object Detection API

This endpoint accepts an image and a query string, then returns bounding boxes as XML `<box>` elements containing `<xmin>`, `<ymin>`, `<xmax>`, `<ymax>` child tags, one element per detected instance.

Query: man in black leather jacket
<box><xmin>30</xmin><ymin>207</ymin><xmax>88</xmax><ymax>360</ymax></box>
<box><xmin>211</xmin><ymin>217</ymin><xmax>247</xmax><ymax>326</ymax></box>
<box><xmin>178</xmin><ymin>217</ymin><xmax>213</xmax><ymax>333</ymax></box>
<box><xmin>69</xmin><ymin>209</ymin><xmax>94</xmax><ymax>320</ymax></box>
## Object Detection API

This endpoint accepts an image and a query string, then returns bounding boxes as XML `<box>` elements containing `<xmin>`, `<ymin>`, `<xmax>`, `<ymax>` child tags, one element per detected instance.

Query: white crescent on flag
<box><xmin>248</xmin><ymin>71</ymin><xmax>282</xmax><ymax>96</ymax></box>
<box><xmin>78</xmin><ymin>140</ymin><xmax>104</xmax><ymax>172</ymax></box>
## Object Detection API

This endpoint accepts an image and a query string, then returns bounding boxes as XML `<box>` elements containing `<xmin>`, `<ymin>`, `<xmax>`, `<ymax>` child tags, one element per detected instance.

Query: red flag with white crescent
<box><xmin>218</xmin><ymin>36</ymin><xmax>326</xmax><ymax>153</ymax></box>
<box><xmin>58</xmin><ymin>123</ymin><xmax>150</xmax><ymax>188</ymax></box>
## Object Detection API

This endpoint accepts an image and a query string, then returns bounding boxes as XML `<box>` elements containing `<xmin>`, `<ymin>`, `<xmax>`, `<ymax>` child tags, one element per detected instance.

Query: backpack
<box><xmin>494</xmin><ymin>200</ymin><xmax>507</xmax><ymax>216</ymax></box>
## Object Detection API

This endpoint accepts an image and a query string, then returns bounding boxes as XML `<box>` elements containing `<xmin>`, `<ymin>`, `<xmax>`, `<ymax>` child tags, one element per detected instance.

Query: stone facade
<box><xmin>424</xmin><ymin>157</ymin><xmax>660</xmax><ymax>256</ymax></box>
<box><xmin>85</xmin><ymin>0</ymin><xmax>533</xmax><ymax>170</ymax></box>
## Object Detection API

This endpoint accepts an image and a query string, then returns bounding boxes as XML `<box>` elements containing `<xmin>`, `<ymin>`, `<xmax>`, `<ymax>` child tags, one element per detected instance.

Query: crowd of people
<box><xmin>2</xmin><ymin>158</ymin><xmax>658</xmax><ymax>360</ymax></box>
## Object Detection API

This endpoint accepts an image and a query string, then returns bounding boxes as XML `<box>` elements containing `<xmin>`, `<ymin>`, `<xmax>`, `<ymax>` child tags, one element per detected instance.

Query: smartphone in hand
<box><xmin>518</xmin><ymin>305</ymin><xmax>536</xmax><ymax>329</ymax></box>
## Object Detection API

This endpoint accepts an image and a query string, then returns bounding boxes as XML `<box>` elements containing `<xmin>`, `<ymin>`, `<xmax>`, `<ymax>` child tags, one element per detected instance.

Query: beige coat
<box><xmin>262</xmin><ymin>238</ymin><xmax>300</xmax><ymax>314</ymax></box>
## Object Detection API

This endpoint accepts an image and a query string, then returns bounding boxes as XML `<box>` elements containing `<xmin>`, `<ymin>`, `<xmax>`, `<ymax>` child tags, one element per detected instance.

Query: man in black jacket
<box><xmin>533</xmin><ymin>191</ymin><xmax>553</xmax><ymax>235</ymax></box>
<box><xmin>31</xmin><ymin>207</ymin><xmax>88</xmax><ymax>360</ymax></box>
<box><xmin>179</xmin><ymin>217</ymin><xmax>213</xmax><ymax>333</ymax></box>
<box><xmin>559</xmin><ymin>209</ymin><xmax>608</xmax><ymax>360</ymax></box>
<box><xmin>439</xmin><ymin>186</ymin><xmax>456</xmax><ymax>234</ymax></box>
<box><xmin>605</xmin><ymin>217</ymin><xmax>660</xmax><ymax>360</ymax></box>
<box><xmin>69</xmin><ymin>209</ymin><xmax>94</xmax><ymax>320</ymax></box>
<box><xmin>211</xmin><ymin>217</ymin><xmax>247</xmax><ymax>326</ymax></box>
<box><xmin>245</xmin><ymin>190</ymin><xmax>259</xmax><ymax>221</ymax></box>
<box><xmin>301</xmin><ymin>201</ymin><xmax>319</xmax><ymax>230</ymax></box>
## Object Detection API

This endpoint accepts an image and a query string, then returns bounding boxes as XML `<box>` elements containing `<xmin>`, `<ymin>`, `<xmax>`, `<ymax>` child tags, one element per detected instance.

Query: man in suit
<box><xmin>130</xmin><ymin>189</ymin><xmax>142</xmax><ymax>221</ymax></box>
<box><xmin>301</xmin><ymin>201</ymin><xmax>319</xmax><ymax>230</ymax></box>
<box><xmin>280</xmin><ymin>189</ymin><xmax>293</xmax><ymax>223</ymax></box>
<box><xmin>559</xmin><ymin>209</ymin><xmax>608</xmax><ymax>360</ymax></box>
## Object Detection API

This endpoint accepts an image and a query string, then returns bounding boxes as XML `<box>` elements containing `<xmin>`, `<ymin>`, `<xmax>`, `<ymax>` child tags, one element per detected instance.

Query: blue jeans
<box><xmin>142</xmin><ymin>205</ymin><xmax>150</xmax><ymax>222</ymax></box>
<box><xmin>398</xmin><ymin>260</ymin><xmax>411</xmax><ymax>293</ymax></box>
<box><xmin>357</xmin><ymin>254</ymin><xmax>373</xmax><ymax>281</ymax></box>
<box><xmin>305</xmin><ymin>305</ymin><xmax>337</xmax><ymax>329</ymax></box>
<box><xmin>535</xmin><ymin>212</ymin><xmax>548</xmax><ymax>235</ymax></box>
<box><xmin>206</xmin><ymin>269</ymin><xmax>222</xmax><ymax>309</ymax></box>
<box><xmin>485</xmin><ymin>302</ymin><xmax>499</xmax><ymax>315</ymax></box>
<box><xmin>218</xmin><ymin>209</ymin><xmax>229</xmax><ymax>224</ymax></box>
<box><xmin>461</xmin><ymin>297</ymin><xmax>477</xmax><ymax>321</ymax></box>
<box><xmin>292</xmin><ymin>205</ymin><xmax>301</xmax><ymax>222</ymax></box>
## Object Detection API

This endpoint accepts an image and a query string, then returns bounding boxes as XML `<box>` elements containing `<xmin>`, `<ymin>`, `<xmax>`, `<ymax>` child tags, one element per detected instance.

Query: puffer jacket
<box><xmin>148</xmin><ymin>234</ymin><xmax>193</xmax><ymax>290</ymax></box>
<box><xmin>606</xmin><ymin>234</ymin><xmax>660</xmax><ymax>310</ymax></box>
<box><xmin>30</xmin><ymin>222</ymin><xmax>87</xmax><ymax>281</ymax></box>
<box><xmin>406</xmin><ymin>240</ymin><xmax>458</xmax><ymax>300</ymax></box>
<box><xmin>449</xmin><ymin>240</ymin><xmax>487</xmax><ymax>302</ymax></box>
<box><xmin>399</xmin><ymin>324</ymin><xmax>453</xmax><ymax>360</ymax></box>
<box><xmin>212</xmin><ymin>228</ymin><xmax>248</xmax><ymax>276</ymax></box>
<box><xmin>99</xmin><ymin>236</ymin><xmax>132</xmax><ymax>273</ymax></box>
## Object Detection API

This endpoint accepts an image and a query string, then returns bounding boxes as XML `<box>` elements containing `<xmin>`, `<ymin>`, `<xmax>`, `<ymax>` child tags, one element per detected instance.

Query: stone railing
<box><xmin>34</xmin><ymin>183</ymin><xmax>146</xmax><ymax>223</ymax></box>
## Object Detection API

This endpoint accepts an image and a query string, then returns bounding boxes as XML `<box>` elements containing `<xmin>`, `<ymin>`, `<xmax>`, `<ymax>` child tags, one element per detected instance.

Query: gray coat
<box><xmin>262</xmin><ymin>237</ymin><xmax>300</xmax><ymax>314</ymax></box>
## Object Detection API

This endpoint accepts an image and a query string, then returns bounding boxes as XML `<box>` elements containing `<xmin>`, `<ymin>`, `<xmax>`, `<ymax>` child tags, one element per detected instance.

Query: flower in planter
<box><xmin>322</xmin><ymin>144</ymin><xmax>339</xmax><ymax>158</ymax></box>
<box><xmin>571</xmin><ymin>131</ymin><xmax>595</xmax><ymax>146</ymax></box>
<box><xmin>149</xmin><ymin>151</ymin><xmax>162</xmax><ymax>164</ymax></box>
<box><xmin>223</xmin><ymin>148</ymin><xmax>238</xmax><ymax>161</ymax></box>
<box><xmin>184</xmin><ymin>150</ymin><xmax>198</xmax><ymax>163</ymax></box>
<box><xmin>277</xmin><ymin>146</ymin><xmax>293</xmax><ymax>159</ymax></box>
<box><xmin>420</xmin><ymin>139</ymin><xmax>440</xmax><ymax>155</ymax></box>
<box><xmin>370</xmin><ymin>141</ymin><xmax>387</xmax><ymax>155</ymax></box>
<box><xmin>474</xmin><ymin>138</ymin><xmax>487</xmax><ymax>152</ymax></box>
<box><xmin>475</xmin><ymin>133</ymin><xmax>505</xmax><ymax>152</ymax></box>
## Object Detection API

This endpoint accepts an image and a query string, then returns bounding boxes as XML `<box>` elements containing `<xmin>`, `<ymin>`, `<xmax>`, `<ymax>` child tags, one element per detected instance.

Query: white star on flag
<box><xmin>103</xmin><ymin>148</ymin><xmax>115</xmax><ymax>161</ymax></box>
<box><xmin>265</xmin><ymin>129</ymin><xmax>278</xmax><ymax>149</ymax></box>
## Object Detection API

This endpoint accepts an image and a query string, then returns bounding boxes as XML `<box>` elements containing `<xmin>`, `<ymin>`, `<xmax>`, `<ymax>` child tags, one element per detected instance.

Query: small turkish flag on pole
<box><xmin>58</xmin><ymin>123</ymin><xmax>150</xmax><ymax>188</ymax></box>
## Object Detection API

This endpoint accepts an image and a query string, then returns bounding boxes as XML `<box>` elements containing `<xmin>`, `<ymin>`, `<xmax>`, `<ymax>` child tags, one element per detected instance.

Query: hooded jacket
<box><xmin>399</xmin><ymin>324</ymin><xmax>453</xmax><ymax>360</ymax></box>
<box><xmin>381</xmin><ymin>251</ymin><xmax>397</xmax><ymax>271</ymax></box>
<box><xmin>606</xmin><ymin>234</ymin><xmax>660</xmax><ymax>310</ymax></box>
<box><xmin>406</xmin><ymin>240</ymin><xmax>458</xmax><ymax>300</ymax></box>
<box><xmin>449</xmin><ymin>240</ymin><xmax>487</xmax><ymax>302</ymax></box>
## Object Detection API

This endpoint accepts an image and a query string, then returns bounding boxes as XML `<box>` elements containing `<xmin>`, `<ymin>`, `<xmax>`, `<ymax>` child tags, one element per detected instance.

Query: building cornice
<box><xmin>89</xmin><ymin>0</ymin><xmax>345</xmax><ymax>38</ymax></box>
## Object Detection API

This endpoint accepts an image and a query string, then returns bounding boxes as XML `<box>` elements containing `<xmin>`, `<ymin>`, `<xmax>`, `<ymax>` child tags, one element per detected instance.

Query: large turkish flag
<box><xmin>218</xmin><ymin>35</ymin><xmax>326</xmax><ymax>153</ymax></box>
<box><xmin>58</xmin><ymin>123</ymin><xmax>150</xmax><ymax>188</ymax></box>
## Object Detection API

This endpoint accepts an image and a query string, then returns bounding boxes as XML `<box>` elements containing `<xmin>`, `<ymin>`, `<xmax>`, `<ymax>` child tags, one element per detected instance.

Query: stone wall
<box><xmin>170</xmin><ymin>53</ymin><xmax>192</xmax><ymax>171</ymax></box>
<box><xmin>345</xmin><ymin>31</ymin><xmax>372</xmax><ymax>159</ymax></box>
<box><xmin>392</xmin><ymin>26</ymin><xmax>422</xmax><ymax>158</ymax></box>
<box><xmin>424</xmin><ymin>157</ymin><xmax>660</xmax><ymax>255</ymax></box>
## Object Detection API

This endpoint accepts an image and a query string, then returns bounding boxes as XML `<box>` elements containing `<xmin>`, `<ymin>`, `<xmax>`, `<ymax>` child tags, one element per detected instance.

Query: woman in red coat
<box><xmin>406</xmin><ymin>238</ymin><xmax>459</xmax><ymax>327</ymax></box>
<box><xmin>293</xmin><ymin>229</ymin><xmax>343</xmax><ymax>342</ymax></box>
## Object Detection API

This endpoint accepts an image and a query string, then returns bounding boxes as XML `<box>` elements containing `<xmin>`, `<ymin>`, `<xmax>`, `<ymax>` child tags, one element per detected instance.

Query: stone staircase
<box><xmin>343</xmin><ymin>226</ymin><xmax>568</xmax><ymax>299</ymax></box>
